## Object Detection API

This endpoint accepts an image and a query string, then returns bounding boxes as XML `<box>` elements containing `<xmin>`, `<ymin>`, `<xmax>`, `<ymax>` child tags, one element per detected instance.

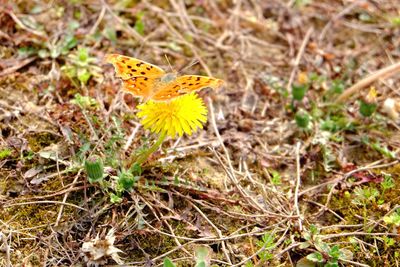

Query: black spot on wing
<box><xmin>141</xmin><ymin>71</ymin><xmax>146</xmax><ymax>75</ymax></box>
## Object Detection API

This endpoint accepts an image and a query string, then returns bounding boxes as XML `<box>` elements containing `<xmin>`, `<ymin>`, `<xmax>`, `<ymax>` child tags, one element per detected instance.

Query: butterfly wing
<box><xmin>152</xmin><ymin>75</ymin><xmax>224</xmax><ymax>101</ymax></box>
<box><xmin>106</xmin><ymin>54</ymin><xmax>165</xmax><ymax>80</ymax></box>
<box><xmin>106</xmin><ymin>54</ymin><xmax>166</xmax><ymax>99</ymax></box>
<box><xmin>122</xmin><ymin>77</ymin><xmax>158</xmax><ymax>100</ymax></box>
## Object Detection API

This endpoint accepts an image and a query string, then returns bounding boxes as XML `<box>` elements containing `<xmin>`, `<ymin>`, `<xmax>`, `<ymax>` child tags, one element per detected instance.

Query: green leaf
<box><xmin>130</xmin><ymin>163</ymin><xmax>142</xmax><ymax>176</ymax></box>
<box><xmin>292</xmin><ymin>84</ymin><xmax>308</xmax><ymax>101</ymax></box>
<box><xmin>196</xmin><ymin>262</ymin><xmax>206</xmax><ymax>267</ymax></box>
<box><xmin>118</xmin><ymin>171</ymin><xmax>137</xmax><ymax>191</ymax></box>
<box><xmin>258</xmin><ymin>251</ymin><xmax>273</xmax><ymax>261</ymax></box>
<box><xmin>195</xmin><ymin>246</ymin><xmax>209</xmax><ymax>261</ymax></box>
<box><xmin>18</xmin><ymin>46</ymin><xmax>38</xmax><ymax>57</ymax></box>
<box><xmin>383</xmin><ymin>212</ymin><xmax>400</xmax><ymax>226</ymax></box>
<box><xmin>68</xmin><ymin>20</ymin><xmax>80</xmax><ymax>31</ymax></box>
<box><xmin>163</xmin><ymin>257</ymin><xmax>176</xmax><ymax>267</ymax></box>
<box><xmin>330</xmin><ymin>79</ymin><xmax>345</xmax><ymax>94</ymax></box>
<box><xmin>295</xmin><ymin>109</ymin><xmax>311</xmax><ymax>129</ymax></box>
<box><xmin>325</xmin><ymin>260</ymin><xmax>339</xmax><ymax>267</ymax></box>
<box><xmin>77</xmin><ymin>68</ymin><xmax>91</xmax><ymax>84</ymax></box>
<box><xmin>70</xmin><ymin>93</ymin><xmax>98</xmax><ymax>109</ymax></box>
<box><xmin>359</xmin><ymin>100</ymin><xmax>377</xmax><ymax>117</ymax></box>
<box><xmin>135</xmin><ymin>20</ymin><xmax>145</xmax><ymax>35</ymax></box>
<box><xmin>328</xmin><ymin>245</ymin><xmax>340</xmax><ymax>259</ymax></box>
<box><xmin>104</xmin><ymin>27</ymin><xmax>117</xmax><ymax>43</ymax></box>
<box><xmin>338</xmin><ymin>248</ymin><xmax>353</xmax><ymax>261</ymax></box>
<box><xmin>38</xmin><ymin>49</ymin><xmax>50</xmax><ymax>58</ymax></box>
<box><xmin>306</xmin><ymin>252</ymin><xmax>324</xmax><ymax>263</ymax></box>
<box><xmin>61</xmin><ymin>35</ymin><xmax>78</xmax><ymax>54</ymax></box>
<box><xmin>315</xmin><ymin>240</ymin><xmax>330</xmax><ymax>254</ymax></box>
<box><xmin>110</xmin><ymin>193</ymin><xmax>123</xmax><ymax>203</ymax></box>
<box><xmin>309</xmin><ymin>224</ymin><xmax>319</xmax><ymax>235</ymax></box>
<box><xmin>271</xmin><ymin>170</ymin><xmax>282</xmax><ymax>185</ymax></box>
<box><xmin>0</xmin><ymin>149</ymin><xmax>12</xmax><ymax>160</ymax></box>
<box><xmin>370</xmin><ymin>142</ymin><xmax>396</xmax><ymax>159</ymax></box>
<box><xmin>244</xmin><ymin>260</ymin><xmax>254</xmax><ymax>267</ymax></box>
<box><xmin>299</xmin><ymin>241</ymin><xmax>311</xmax><ymax>249</ymax></box>
<box><xmin>296</xmin><ymin>257</ymin><xmax>316</xmax><ymax>267</ymax></box>
<box><xmin>135</xmin><ymin>12</ymin><xmax>145</xmax><ymax>35</ymax></box>
<box><xmin>295</xmin><ymin>0</ymin><xmax>312</xmax><ymax>7</ymax></box>
<box><xmin>390</xmin><ymin>17</ymin><xmax>400</xmax><ymax>26</ymax></box>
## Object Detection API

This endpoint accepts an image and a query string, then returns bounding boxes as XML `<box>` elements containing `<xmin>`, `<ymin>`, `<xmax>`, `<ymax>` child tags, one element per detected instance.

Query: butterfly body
<box><xmin>160</xmin><ymin>72</ymin><xmax>178</xmax><ymax>83</ymax></box>
<box><xmin>106</xmin><ymin>54</ymin><xmax>223</xmax><ymax>101</ymax></box>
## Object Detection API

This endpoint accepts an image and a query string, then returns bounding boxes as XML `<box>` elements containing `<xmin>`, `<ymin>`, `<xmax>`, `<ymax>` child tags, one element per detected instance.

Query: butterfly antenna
<box><xmin>178</xmin><ymin>59</ymin><xmax>199</xmax><ymax>74</ymax></box>
<box><xmin>164</xmin><ymin>55</ymin><xmax>174</xmax><ymax>72</ymax></box>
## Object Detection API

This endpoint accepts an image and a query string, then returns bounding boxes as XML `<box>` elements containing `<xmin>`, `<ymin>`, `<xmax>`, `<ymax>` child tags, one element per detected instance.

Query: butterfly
<box><xmin>106</xmin><ymin>54</ymin><xmax>224</xmax><ymax>101</ymax></box>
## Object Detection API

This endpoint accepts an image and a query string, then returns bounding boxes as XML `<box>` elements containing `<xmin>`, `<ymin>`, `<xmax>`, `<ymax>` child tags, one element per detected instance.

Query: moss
<box><xmin>0</xmin><ymin>148</ymin><xmax>12</xmax><ymax>159</ymax></box>
<box><xmin>27</xmin><ymin>132</ymin><xmax>60</xmax><ymax>152</ymax></box>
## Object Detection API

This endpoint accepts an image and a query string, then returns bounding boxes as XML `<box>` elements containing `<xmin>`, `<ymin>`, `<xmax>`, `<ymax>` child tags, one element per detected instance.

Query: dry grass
<box><xmin>1</xmin><ymin>0</ymin><xmax>400</xmax><ymax>266</ymax></box>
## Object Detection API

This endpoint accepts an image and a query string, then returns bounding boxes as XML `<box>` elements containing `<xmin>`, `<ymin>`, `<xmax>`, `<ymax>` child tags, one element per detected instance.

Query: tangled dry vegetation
<box><xmin>1</xmin><ymin>0</ymin><xmax>400</xmax><ymax>266</ymax></box>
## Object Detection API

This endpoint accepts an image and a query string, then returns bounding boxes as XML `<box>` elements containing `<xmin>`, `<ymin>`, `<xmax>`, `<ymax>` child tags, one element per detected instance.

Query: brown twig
<box><xmin>336</xmin><ymin>61</ymin><xmax>400</xmax><ymax>103</ymax></box>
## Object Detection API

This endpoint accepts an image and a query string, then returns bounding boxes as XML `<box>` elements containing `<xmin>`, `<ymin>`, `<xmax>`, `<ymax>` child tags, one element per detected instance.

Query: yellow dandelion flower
<box><xmin>137</xmin><ymin>93</ymin><xmax>208</xmax><ymax>138</ymax></box>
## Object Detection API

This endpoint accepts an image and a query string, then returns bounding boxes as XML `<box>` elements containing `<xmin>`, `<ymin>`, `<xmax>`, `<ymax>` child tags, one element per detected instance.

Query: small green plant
<box><xmin>352</xmin><ymin>186</ymin><xmax>379</xmax><ymax>226</ymax></box>
<box><xmin>292</xmin><ymin>83</ymin><xmax>308</xmax><ymax>101</ymax></box>
<box><xmin>382</xmin><ymin>236</ymin><xmax>396</xmax><ymax>249</ymax></box>
<box><xmin>383</xmin><ymin>209</ymin><xmax>400</xmax><ymax>226</ymax></box>
<box><xmin>135</xmin><ymin>11</ymin><xmax>146</xmax><ymax>35</ymax></box>
<box><xmin>255</xmin><ymin>232</ymin><xmax>276</xmax><ymax>263</ymax></box>
<box><xmin>321</xmin><ymin>145</ymin><xmax>336</xmax><ymax>172</ymax></box>
<box><xmin>161</xmin><ymin>247</ymin><xmax>210</xmax><ymax>267</ymax></box>
<box><xmin>0</xmin><ymin>148</ymin><xmax>12</xmax><ymax>160</ymax></box>
<box><xmin>61</xmin><ymin>47</ymin><xmax>103</xmax><ymax>86</ymax></box>
<box><xmin>194</xmin><ymin>246</ymin><xmax>211</xmax><ymax>267</ymax></box>
<box><xmin>71</xmin><ymin>93</ymin><xmax>100</xmax><ymax>140</ymax></box>
<box><xmin>359</xmin><ymin>87</ymin><xmax>377</xmax><ymax>117</ymax></box>
<box><xmin>320</xmin><ymin>115</ymin><xmax>354</xmax><ymax>133</ymax></box>
<box><xmin>295</xmin><ymin>109</ymin><xmax>311</xmax><ymax>129</ymax></box>
<box><xmin>19</xmin><ymin>20</ymin><xmax>78</xmax><ymax>59</ymax></box>
<box><xmin>295</xmin><ymin>0</ymin><xmax>312</xmax><ymax>7</ymax></box>
<box><xmin>297</xmin><ymin>225</ymin><xmax>353</xmax><ymax>267</ymax></box>
<box><xmin>362</xmin><ymin>137</ymin><xmax>396</xmax><ymax>159</ymax></box>
<box><xmin>70</xmin><ymin>93</ymin><xmax>98</xmax><ymax>109</ymax></box>
<box><xmin>329</xmin><ymin>79</ymin><xmax>345</xmax><ymax>95</ymax></box>
<box><xmin>270</xmin><ymin>169</ymin><xmax>282</xmax><ymax>185</ymax></box>
<box><xmin>380</xmin><ymin>174</ymin><xmax>395</xmax><ymax>202</ymax></box>
<box><xmin>352</xmin><ymin>186</ymin><xmax>379</xmax><ymax>206</ymax></box>
<box><xmin>359</xmin><ymin>100</ymin><xmax>377</xmax><ymax>117</ymax></box>
<box><xmin>390</xmin><ymin>16</ymin><xmax>400</xmax><ymax>27</ymax></box>
<box><xmin>163</xmin><ymin>257</ymin><xmax>176</xmax><ymax>267</ymax></box>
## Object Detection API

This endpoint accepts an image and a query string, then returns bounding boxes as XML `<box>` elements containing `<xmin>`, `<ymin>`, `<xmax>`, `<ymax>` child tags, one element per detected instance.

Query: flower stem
<box><xmin>134</xmin><ymin>133</ymin><xmax>167</xmax><ymax>166</ymax></box>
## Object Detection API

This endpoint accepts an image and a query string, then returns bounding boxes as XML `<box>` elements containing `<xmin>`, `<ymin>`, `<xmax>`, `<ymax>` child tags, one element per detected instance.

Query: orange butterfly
<box><xmin>106</xmin><ymin>54</ymin><xmax>224</xmax><ymax>101</ymax></box>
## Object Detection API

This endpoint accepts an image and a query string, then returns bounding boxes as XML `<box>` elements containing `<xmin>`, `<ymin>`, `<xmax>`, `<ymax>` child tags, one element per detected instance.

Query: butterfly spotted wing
<box><xmin>152</xmin><ymin>75</ymin><xmax>224</xmax><ymax>101</ymax></box>
<box><xmin>106</xmin><ymin>54</ymin><xmax>165</xmax><ymax>99</ymax></box>
<box><xmin>106</xmin><ymin>54</ymin><xmax>164</xmax><ymax>79</ymax></box>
